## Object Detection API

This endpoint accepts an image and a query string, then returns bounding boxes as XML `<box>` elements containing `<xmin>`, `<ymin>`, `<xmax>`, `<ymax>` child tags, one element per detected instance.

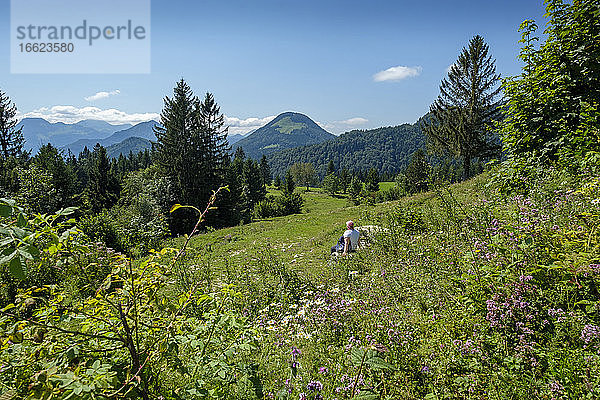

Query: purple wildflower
<box><xmin>307</xmin><ymin>380</ymin><xmax>323</xmax><ymax>392</ymax></box>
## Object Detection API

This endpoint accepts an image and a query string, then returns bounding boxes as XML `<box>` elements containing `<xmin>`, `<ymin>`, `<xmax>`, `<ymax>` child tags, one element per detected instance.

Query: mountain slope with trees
<box><xmin>268</xmin><ymin>122</ymin><xmax>425</xmax><ymax>178</ymax></box>
<box><xmin>233</xmin><ymin>112</ymin><xmax>335</xmax><ymax>159</ymax></box>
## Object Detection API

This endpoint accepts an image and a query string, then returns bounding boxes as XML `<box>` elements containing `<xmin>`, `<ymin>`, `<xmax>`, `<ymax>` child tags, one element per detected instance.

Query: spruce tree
<box><xmin>404</xmin><ymin>149</ymin><xmax>430</xmax><ymax>193</ymax></box>
<box><xmin>198</xmin><ymin>92</ymin><xmax>230</xmax><ymax>191</ymax></box>
<box><xmin>322</xmin><ymin>173</ymin><xmax>340</xmax><ymax>196</ymax></box>
<box><xmin>365</xmin><ymin>168</ymin><xmax>379</xmax><ymax>192</ymax></box>
<box><xmin>154</xmin><ymin>79</ymin><xmax>201</xmax><ymax>208</ymax></box>
<box><xmin>0</xmin><ymin>90</ymin><xmax>25</xmax><ymax>159</ymax></box>
<box><xmin>259</xmin><ymin>155</ymin><xmax>271</xmax><ymax>186</ymax></box>
<box><xmin>348</xmin><ymin>176</ymin><xmax>363</xmax><ymax>201</ymax></box>
<box><xmin>327</xmin><ymin>160</ymin><xmax>336</xmax><ymax>175</ymax></box>
<box><xmin>339</xmin><ymin>168</ymin><xmax>350</xmax><ymax>193</ymax></box>
<box><xmin>34</xmin><ymin>144</ymin><xmax>78</xmax><ymax>209</ymax></box>
<box><xmin>87</xmin><ymin>144</ymin><xmax>120</xmax><ymax>213</ymax></box>
<box><xmin>422</xmin><ymin>35</ymin><xmax>502</xmax><ymax>180</ymax></box>
<box><xmin>283</xmin><ymin>169</ymin><xmax>295</xmax><ymax>195</ymax></box>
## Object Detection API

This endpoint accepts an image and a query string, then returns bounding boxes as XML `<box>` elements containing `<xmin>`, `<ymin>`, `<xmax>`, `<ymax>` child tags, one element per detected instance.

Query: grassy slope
<box><xmin>171</xmin><ymin>186</ymin><xmax>394</xmax><ymax>281</ymax></box>
<box><xmin>172</xmin><ymin>178</ymin><xmax>481</xmax><ymax>285</ymax></box>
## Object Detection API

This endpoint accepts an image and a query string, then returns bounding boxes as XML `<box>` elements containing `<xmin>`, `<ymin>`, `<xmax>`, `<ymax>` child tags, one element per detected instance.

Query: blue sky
<box><xmin>1</xmin><ymin>0</ymin><xmax>548</xmax><ymax>134</ymax></box>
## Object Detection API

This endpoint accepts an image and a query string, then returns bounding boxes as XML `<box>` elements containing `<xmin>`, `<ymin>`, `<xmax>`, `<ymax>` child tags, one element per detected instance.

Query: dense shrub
<box><xmin>500</xmin><ymin>0</ymin><xmax>600</xmax><ymax>166</ymax></box>
<box><xmin>253</xmin><ymin>193</ymin><xmax>304</xmax><ymax>219</ymax></box>
<box><xmin>78</xmin><ymin>211</ymin><xmax>128</xmax><ymax>253</ymax></box>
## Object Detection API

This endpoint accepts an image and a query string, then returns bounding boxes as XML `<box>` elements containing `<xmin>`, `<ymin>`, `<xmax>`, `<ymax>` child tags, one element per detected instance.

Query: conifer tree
<box><xmin>34</xmin><ymin>144</ymin><xmax>78</xmax><ymax>209</ymax></box>
<box><xmin>404</xmin><ymin>148</ymin><xmax>430</xmax><ymax>193</ymax></box>
<box><xmin>422</xmin><ymin>35</ymin><xmax>502</xmax><ymax>180</ymax></box>
<box><xmin>0</xmin><ymin>90</ymin><xmax>25</xmax><ymax>160</ymax></box>
<box><xmin>327</xmin><ymin>160</ymin><xmax>336</xmax><ymax>175</ymax></box>
<box><xmin>365</xmin><ymin>168</ymin><xmax>380</xmax><ymax>192</ymax></box>
<box><xmin>198</xmin><ymin>92</ymin><xmax>230</xmax><ymax>191</ymax></box>
<box><xmin>339</xmin><ymin>168</ymin><xmax>350</xmax><ymax>193</ymax></box>
<box><xmin>348</xmin><ymin>176</ymin><xmax>363</xmax><ymax>202</ymax></box>
<box><xmin>86</xmin><ymin>144</ymin><xmax>120</xmax><ymax>213</ymax></box>
<box><xmin>283</xmin><ymin>169</ymin><xmax>295</xmax><ymax>195</ymax></box>
<box><xmin>259</xmin><ymin>155</ymin><xmax>271</xmax><ymax>186</ymax></box>
<box><xmin>153</xmin><ymin>79</ymin><xmax>200</xmax><ymax>208</ymax></box>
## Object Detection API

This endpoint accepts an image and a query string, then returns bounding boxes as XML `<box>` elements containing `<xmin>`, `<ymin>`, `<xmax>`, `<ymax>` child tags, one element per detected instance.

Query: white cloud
<box><xmin>338</xmin><ymin>117</ymin><xmax>368</xmax><ymax>126</ymax></box>
<box><xmin>19</xmin><ymin>105</ymin><xmax>158</xmax><ymax>125</ymax></box>
<box><xmin>225</xmin><ymin>115</ymin><xmax>276</xmax><ymax>135</ymax></box>
<box><xmin>317</xmin><ymin>117</ymin><xmax>369</xmax><ymax>135</ymax></box>
<box><xmin>373</xmin><ymin>65</ymin><xmax>422</xmax><ymax>82</ymax></box>
<box><xmin>84</xmin><ymin>90</ymin><xmax>121</xmax><ymax>102</ymax></box>
<box><xmin>18</xmin><ymin>106</ymin><xmax>278</xmax><ymax>133</ymax></box>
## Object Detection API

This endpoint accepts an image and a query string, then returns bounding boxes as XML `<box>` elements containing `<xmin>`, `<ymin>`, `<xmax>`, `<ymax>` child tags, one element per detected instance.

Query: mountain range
<box><xmin>63</xmin><ymin>121</ymin><xmax>158</xmax><ymax>156</ymax></box>
<box><xmin>232</xmin><ymin>112</ymin><xmax>335</xmax><ymax>159</ymax></box>
<box><xmin>19</xmin><ymin>117</ymin><xmax>251</xmax><ymax>158</ymax></box>
<box><xmin>19</xmin><ymin>118</ymin><xmax>133</xmax><ymax>154</ymax></box>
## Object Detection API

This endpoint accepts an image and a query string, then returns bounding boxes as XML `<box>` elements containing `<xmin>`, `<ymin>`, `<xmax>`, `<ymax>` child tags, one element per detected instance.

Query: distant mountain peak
<box><xmin>233</xmin><ymin>112</ymin><xmax>333</xmax><ymax>159</ymax></box>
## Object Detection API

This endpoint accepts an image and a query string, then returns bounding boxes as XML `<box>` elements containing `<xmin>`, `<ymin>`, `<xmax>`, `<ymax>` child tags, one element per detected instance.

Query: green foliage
<box><xmin>15</xmin><ymin>165</ymin><xmax>58</xmax><ymax>214</ymax></box>
<box><xmin>260</xmin><ymin>155</ymin><xmax>272</xmax><ymax>186</ymax></box>
<box><xmin>348</xmin><ymin>176</ymin><xmax>363</xmax><ymax>203</ymax></box>
<box><xmin>404</xmin><ymin>148</ymin><xmax>431</xmax><ymax>194</ymax></box>
<box><xmin>0</xmin><ymin>200</ymin><xmax>110</xmax><ymax>305</ymax></box>
<box><xmin>283</xmin><ymin>169</ymin><xmax>296</xmax><ymax>195</ymax></box>
<box><xmin>84</xmin><ymin>144</ymin><xmax>120</xmax><ymax>214</ymax></box>
<box><xmin>365</xmin><ymin>168</ymin><xmax>379</xmax><ymax>192</ymax></box>
<box><xmin>78</xmin><ymin>211</ymin><xmax>128</xmax><ymax>253</ymax></box>
<box><xmin>154</xmin><ymin>80</ymin><xmax>231</xmax><ymax>233</ymax></box>
<box><xmin>33</xmin><ymin>144</ymin><xmax>78</xmax><ymax>211</ymax></box>
<box><xmin>321</xmin><ymin>173</ymin><xmax>340</xmax><ymax>196</ymax></box>
<box><xmin>500</xmin><ymin>0</ymin><xmax>600</xmax><ymax>165</ymax></box>
<box><xmin>1</xmin><ymin>193</ymin><xmax>258</xmax><ymax>399</ymax></box>
<box><xmin>290</xmin><ymin>162</ymin><xmax>317</xmax><ymax>190</ymax></box>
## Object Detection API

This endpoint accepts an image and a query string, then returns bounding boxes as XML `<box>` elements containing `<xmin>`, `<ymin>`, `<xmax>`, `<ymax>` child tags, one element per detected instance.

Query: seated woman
<box><xmin>331</xmin><ymin>220</ymin><xmax>360</xmax><ymax>256</ymax></box>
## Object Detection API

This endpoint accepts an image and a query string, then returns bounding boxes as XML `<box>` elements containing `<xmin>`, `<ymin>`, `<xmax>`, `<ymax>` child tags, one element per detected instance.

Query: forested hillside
<box><xmin>269</xmin><ymin>122</ymin><xmax>425</xmax><ymax>178</ymax></box>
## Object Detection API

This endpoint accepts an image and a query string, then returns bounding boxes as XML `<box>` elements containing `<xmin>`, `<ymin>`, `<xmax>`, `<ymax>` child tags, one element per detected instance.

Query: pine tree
<box><xmin>34</xmin><ymin>144</ymin><xmax>78</xmax><ymax>209</ymax></box>
<box><xmin>283</xmin><ymin>169</ymin><xmax>295</xmax><ymax>195</ymax></box>
<box><xmin>87</xmin><ymin>144</ymin><xmax>120</xmax><ymax>213</ymax></box>
<box><xmin>365</xmin><ymin>168</ymin><xmax>379</xmax><ymax>192</ymax></box>
<box><xmin>404</xmin><ymin>149</ymin><xmax>430</xmax><ymax>193</ymax></box>
<box><xmin>422</xmin><ymin>35</ymin><xmax>502</xmax><ymax>180</ymax></box>
<box><xmin>322</xmin><ymin>173</ymin><xmax>340</xmax><ymax>196</ymax></box>
<box><xmin>327</xmin><ymin>160</ymin><xmax>336</xmax><ymax>175</ymax></box>
<box><xmin>153</xmin><ymin>79</ymin><xmax>200</xmax><ymax>208</ymax></box>
<box><xmin>259</xmin><ymin>155</ymin><xmax>271</xmax><ymax>186</ymax></box>
<box><xmin>348</xmin><ymin>176</ymin><xmax>363</xmax><ymax>201</ymax></box>
<box><xmin>198</xmin><ymin>92</ymin><xmax>230</xmax><ymax>191</ymax></box>
<box><xmin>0</xmin><ymin>90</ymin><xmax>25</xmax><ymax>159</ymax></box>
